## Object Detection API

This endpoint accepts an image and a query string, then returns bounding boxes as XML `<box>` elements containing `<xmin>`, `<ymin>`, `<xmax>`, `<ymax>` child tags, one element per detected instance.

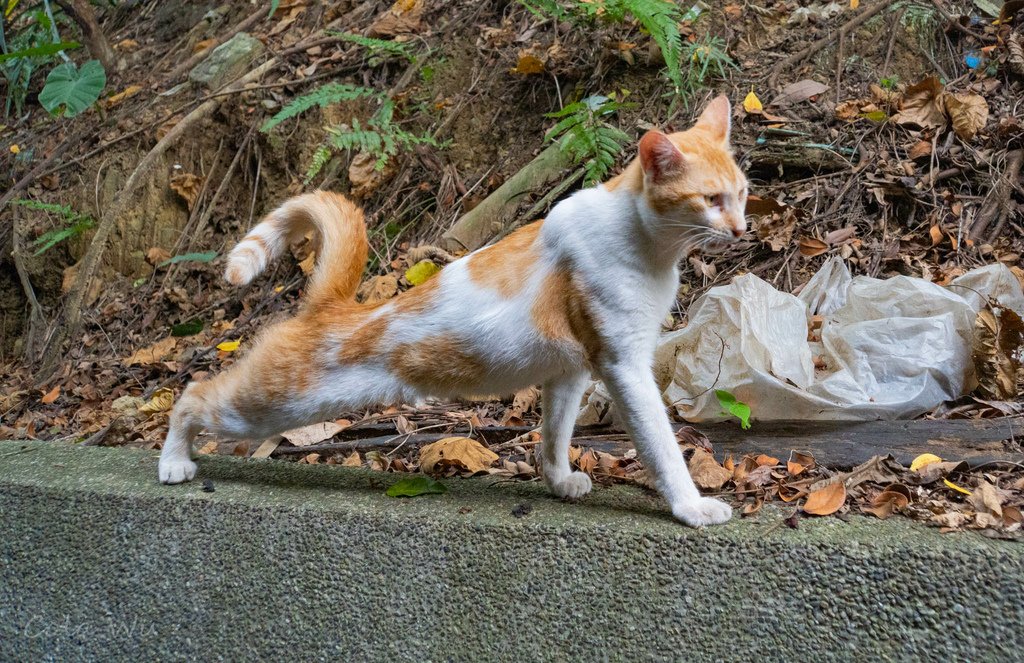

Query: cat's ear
<box><xmin>639</xmin><ymin>130</ymin><xmax>686</xmax><ymax>181</ymax></box>
<box><xmin>696</xmin><ymin>95</ymin><xmax>731</xmax><ymax>143</ymax></box>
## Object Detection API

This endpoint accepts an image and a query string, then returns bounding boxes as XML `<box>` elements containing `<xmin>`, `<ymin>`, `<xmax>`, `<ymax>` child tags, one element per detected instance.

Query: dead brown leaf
<box><xmin>688</xmin><ymin>449</ymin><xmax>732</xmax><ymax>490</ymax></box>
<box><xmin>169</xmin><ymin>173</ymin><xmax>203</xmax><ymax>211</ymax></box>
<box><xmin>803</xmin><ymin>481</ymin><xmax>846</xmax><ymax>515</ymax></box>
<box><xmin>124</xmin><ymin>336</ymin><xmax>177</xmax><ymax>366</ymax></box>
<box><xmin>342</xmin><ymin>451</ymin><xmax>362</xmax><ymax>467</ymax></box>
<box><xmin>349</xmin><ymin>151</ymin><xmax>396</xmax><ymax>199</ymax></box>
<box><xmin>419</xmin><ymin>436</ymin><xmax>498</xmax><ymax>474</ymax></box>
<box><xmin>798</xmin><ymin>237</ymin><xmax>829</xmax><ymax>257</ymax></box>
<box><xmin>368</xmin><ymin>0</ymin><xmax>424</xmax><ymax>36</ymax></box>
<box><xmin>969</xmin><ymin>480</ymin><xmax>1008</xmax><ymax>518</ymax></box>
<box><xmin>770</xmin><ymin>79</ymin><xmax>829</xmax><ymax>107</ymax></box>
<box><xmin>40</xmin><ymin>385</ymin><xmax>60</xmax><ymax>404</ymax></box>
<box><xmin>281</xmin><ymin>421</ymin><xmax>343</xmax><ymax>447</ymax></box>
<box><xmin>893</xmin><ymin>76</ymin><xmax>947</xmax><ymax>129</ymax></box>
<box><xmin>357</xmin><ymin>274</ymin><xmax>399</xmax><ymax>304</ymax></box>
<box><xmin>146</xmin><ymin>247</ymin><xmax>172</xmax><ymax>266</ymax></box>
<box><xmin>944</xmin><ymin>93</ymin><xmax>989</xmax><ymax>141</ymax></box>
<box><xmin>972</xmin><ymin>305</ymin><xmax>1024</xmax><ymax>400</ymax></box>
<box><xmin>510</xmin><ymin>51</ymin><xmax>545</xmax><ymax>75</ymax></box>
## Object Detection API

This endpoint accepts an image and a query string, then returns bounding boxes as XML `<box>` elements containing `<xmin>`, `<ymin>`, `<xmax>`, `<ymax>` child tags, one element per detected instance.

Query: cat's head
<box><xmin>637</xmin><ymin>95</ymin><xmax>747</xmax><ymax>252</ymax></box>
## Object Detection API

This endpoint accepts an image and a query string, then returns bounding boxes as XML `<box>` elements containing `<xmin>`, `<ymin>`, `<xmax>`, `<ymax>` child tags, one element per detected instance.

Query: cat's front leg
<box><xmin>539</xmin><ymin>372</ymin><xmax>593</xmax><ymax>499</ymax></box>
<box><xmin>598</xmin><ymin>357</ymin><xmax>731</xmax><ymax>527</ymax></box>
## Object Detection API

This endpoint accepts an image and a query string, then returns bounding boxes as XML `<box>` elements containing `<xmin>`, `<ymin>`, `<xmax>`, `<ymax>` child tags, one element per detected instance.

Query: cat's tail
<box><xmin>224</xmin><ymin>191</ymin><xmax>368</xmax><ymax>304</ymax></box>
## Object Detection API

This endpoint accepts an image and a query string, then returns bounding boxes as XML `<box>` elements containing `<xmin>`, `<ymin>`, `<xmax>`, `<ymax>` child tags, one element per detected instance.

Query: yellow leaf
<box><xmin>139</xmin><ymin>388</ymin><xmax>174</xmax><ymax>416</ymax></box>
<box><xmin>510</xmin><ymin>52</ymin><xmax>545</xmax><ymax>75</ymax></box>
<box><xmin>910</xmin><ymin>453</ymin><xmax>943</xmax><ymax>472</ymax></box>
<box><xmin>943</xmin><ymin>478</ymin><xmax>972</xmax><ymax>495</ymax></box>
<box><xmin>217</xmin><ymin>340</ymin><xmax>240</xmax><ymax>352</ymax></box>
<box><xmin>105</xmin><ymin>84</ymin><xmax>142</xmax><ymax>108</ymax></box>
<box><xmin>743</xmin><ymin>89</ymin><xmax>763</xmax><ymax>114</ymax></box>
<box><xmin>9</xmin><ymin>144</ymin><xmax>19</xmax><ymax>154</ymax></box>
<box><xmin>405</xmin><ymin>260</ymin><xmax>440</xmax><ymax>286</ymax></box>
<box><xmin>850</xmin><ymin>0</ymin><xmax>859</xmax><ymax>8</ymax></box>
<box><xmin>419</xmin><ymin>437</ymin><xmax>498</xmax><ymax>474</ymax></box>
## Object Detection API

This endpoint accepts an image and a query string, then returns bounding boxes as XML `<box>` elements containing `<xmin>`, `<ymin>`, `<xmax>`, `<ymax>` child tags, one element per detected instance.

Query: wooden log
<box><xmin>441</xmin><ymin>142</ymin><xmax>574</xmax><ymax>252</ymax></box>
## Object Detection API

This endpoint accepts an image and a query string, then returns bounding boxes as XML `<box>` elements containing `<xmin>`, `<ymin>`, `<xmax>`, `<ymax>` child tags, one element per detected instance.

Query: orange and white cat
<box><xmin>159</xmin><ymin>95</ymin><xmax>747</xmax><ymax>527</ymax></box>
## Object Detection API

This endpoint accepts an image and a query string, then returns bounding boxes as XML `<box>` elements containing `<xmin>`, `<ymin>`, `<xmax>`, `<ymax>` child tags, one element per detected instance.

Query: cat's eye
<box><xmin>705</xmin><ymin>194</ymin><xmax>723</xmax><ymax>208</ymax></box>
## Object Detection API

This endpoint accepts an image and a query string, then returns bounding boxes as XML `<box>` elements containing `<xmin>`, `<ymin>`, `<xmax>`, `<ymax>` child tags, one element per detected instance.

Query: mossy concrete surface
<box><xmin>1</xmin><ymin>439</ymin><xmax>1021</xmax><ymax>662</ymax></box>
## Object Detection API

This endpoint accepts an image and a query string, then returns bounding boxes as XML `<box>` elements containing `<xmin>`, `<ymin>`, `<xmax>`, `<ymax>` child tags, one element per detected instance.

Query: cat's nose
<box><xmin>731</xmin><ymin>227</ymin><xmax>744</xmax><ymax>238</ymax></box>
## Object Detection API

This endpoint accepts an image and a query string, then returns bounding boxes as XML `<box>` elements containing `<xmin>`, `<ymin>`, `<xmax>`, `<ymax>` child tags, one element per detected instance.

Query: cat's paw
<box><xmin>159</xmin><ymin>458</ymin><xmax>197</xmax><ymax>484</ymax></box>
<box><xmin>672</xmin><ymin>497</ymin><xmax>732</xmax><ymax>528</ymax></box>
<box><xmin>550</xmin><ymin>471</ymin><xmax>593</xmax><ymax>500</ymax></box>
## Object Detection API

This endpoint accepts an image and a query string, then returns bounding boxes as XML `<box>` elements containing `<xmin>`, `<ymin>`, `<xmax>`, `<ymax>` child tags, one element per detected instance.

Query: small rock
<box><xmin>189</xmin><ymin>33</ymin><xmax>265</xmax><ymax>90</ymax></box>
<box><xmin>511</xmin><ymin>503</ymin><xmax>532</xmax><ymax>518</ymax></box>
<box><xmin>202</xmin><ymin>479</ymin><xmax>215</xmax><ymax>493</ymax></box>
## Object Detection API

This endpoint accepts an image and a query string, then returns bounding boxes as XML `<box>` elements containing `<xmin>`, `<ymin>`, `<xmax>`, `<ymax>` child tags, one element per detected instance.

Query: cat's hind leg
<box><xmin>539</xmin><ymin>372</ymin><xmax>592</xmax><ymax>499</ymax></box>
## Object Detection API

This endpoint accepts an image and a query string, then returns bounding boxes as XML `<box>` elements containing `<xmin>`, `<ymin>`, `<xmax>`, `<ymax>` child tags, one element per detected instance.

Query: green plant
<box><xmin>330</xmin><ymin>31</ymin><xmax>417</xmax><ymax>64</ymax></box>
<box><xmin>715</xmin><ymin>389</ymin><xmax>751</xmax><ymax>430</ymax></box>
<box><xmin>679</xmin><ymin>35</ymin><xmax>735</xmax><ymax>98</ymax></box>
<box><xmin>262</xmin><ymin>82</ymin><xmax>440</xmax><ymax>184</ymax></box>
<box><xmin>545</xmin><ymin>94</ymin><xmax>631</xmax><ymax>186</ymax></box>
<box><xmin>1</xmin><ymin>2</ymin><xmax>105</xmax><ymax>120</ymax></box>
<box><xmin>898</xmin><ymin>2</ymin><xmax>939</xmax><ymax>56</ymax></box>
<box><xmin>13</xmin><ymin>198</ymin><xmax>95</xmax><ymax>255</ymax></box>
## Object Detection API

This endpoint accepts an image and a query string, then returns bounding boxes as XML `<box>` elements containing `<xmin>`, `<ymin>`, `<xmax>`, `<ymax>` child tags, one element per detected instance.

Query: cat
<box><xmin>158</xmin><ymin>95</ymin><xmax>748</xmax><ymax>527</ymax></box>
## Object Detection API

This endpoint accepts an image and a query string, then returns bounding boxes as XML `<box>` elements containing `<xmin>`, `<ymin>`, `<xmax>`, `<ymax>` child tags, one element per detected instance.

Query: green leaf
<box><xmin>268</xmin><ymin>0</ymin><xmax>279</xmax><ymax>17</ymax></box>
<box><xmin>715</xmin><ymin>389</ymin><xmax>752</xmax><ymax>430</ymax></box>
<box><xmin>386</xmin><ymin>476</ymin><xmax>448</xmax><ymax>498</ymax></box>
<box><xmin>157</xmin><ymin>251</ymin><xmax>218</xmax><ymax>268</ymax></box>
<box><xmin>38</xmin><ymin>60</ymin><xmax>106</xmax><ymax>118</ymax></box>
<box><xmin>0</xmin><ymin>41</ymin><xmax>80</xmax><ymax>62</ymax></box>
<box><xmin>171</xmin><ymin>320</ymin><xmax>204</xmax><ymax>337</ymax></box>
<box><xmin>404</xmin><ymin>260</ymin><xmax>440</xmax><ymax>286</ymax></box>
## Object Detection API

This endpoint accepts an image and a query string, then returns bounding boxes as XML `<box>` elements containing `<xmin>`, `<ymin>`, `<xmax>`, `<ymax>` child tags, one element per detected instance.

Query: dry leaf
<box><xmin>419</xmin><ymin>437</ymin><xmax>498</xmax><ymax>474</ymax></box>
<box><xmin>798</xmin><ymin>237</ymin><xmax>829</xmax><ymax>257</ymax></box>
<box><xmin>146</xmin><ymin>247</ymin><xmax>172</xmax><ymax>266</ymax></box>
<box><xmin>357</xmin><ymin>274</ymin><xmax>399</xmax><ymax>303</ymax></box>
<box><xmin>348</xmin><ymin>150</ymin><xmax>396</xmax><ymax>199</ymax></box>
<box><xmin>281</xmin><ymin>421</ymin><xmax>343</xmax><ymax>447</ymax></box>
<box><xmin>577</xmin><ymin>449</ymin><xmax>599</xmax><ymax>474</ymax></box>
<box><xmin>216</xmin><ymin>340</ymin><xmax>240</xmax><ymax>352</ymax></box>
<box><xmin>972</xmin><ymin>305</ymin><xmax>1024</xmax><ymax>400</ymax></box>
<box><xmin>251</xmin><ymin>439</ymin><xmax>281</xmax><ymax>459</ymax></box>
<box><xmin>105</xmin><ymin>85</ymin><xmax>142</xmax><ymax>109</ymax></box>
<box><xmin>908</xmin><ymin>140</ymin><xmax>932</xmax><ymax>160</ymax></box>
<box><xmin>787</xmin><ymin>460</ymin><xmax>807</xmax><ymax>476</ymax></box>
<box><xmin>755</xmin><ymin>454</ymin><xmax>780</xmax><ymax>467</ymax></box>
<box><xmin>197</xmin><ymin>441</ymin><xmax>218</xmax><ymax>455</ymax></box>
<box><xmin>170</xmin><ymin>173</ymin><xmax>203</xmax><ymax>211</ymax></box>
<box><xmin>688</xmin><ymin>449</ymin><xmax>732</xmax><ymax>490</ymax></box>
<box><xmin>40</xmin><ymin>385</ymin><xmax>60</xmax><ymax>404</ymax></box>
<box><xmin>969</xmin><ymin>480</ymin><xmax>1007</xmax><ymax>517</ymax></box>
<box><xmin>139</xmin><ymin>388</ymin><xmax>174</xmax><ymax>416</ymax></box>
<box><xmin>770</xmin><ymin>79</ymin><xmax>829</xmax><ymax>107</ymax></box>
<box><xmin>342</xmin><ymin>451</ymin><xmax>363</xmax><ymax>467</ymax></box>
<box><xmin>803</xmin><ymin>481</ymin><xmax>846</xmax><ymax>515</ymax></box>
<box><xmin>944</xmin><ymin>93</ymin><xmax>988</xmax><ymax>141</ymax></box>
<box><xmin>368</xmin><ymin>0</ymin><xmax>424</xmax><ymax>36</ymax></box>
<box><xmin>125</xmin><ymin>336</ymin><xmax>177</xmax><ymax>366</ymax></box>
<box><xmin>893</xmin><ymin>76</ymin><xmax>947</xmax><ymax>129</ymax></box>
<box><xmin>943</xmin><ymin>478</ymin><xmax>972</xmax><ymax>495</ymax></box>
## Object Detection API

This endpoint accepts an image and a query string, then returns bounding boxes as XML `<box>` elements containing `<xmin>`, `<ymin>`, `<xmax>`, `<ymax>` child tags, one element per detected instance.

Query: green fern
<box><xmin>13</xmin><ymin>199</ymin><xmax>95</xmax><ymax>256</ymax></box>
<box><xmin>681</xmin><ymin>35</ymin><xmax>735</xmax><ymax>92</ymax></box>
<box><xmin>545</xmin><ymin>95</ymin><xmax>631</xmax><ymax>186</ymax></box>
<box><xmin>329</xmin><ymin>31</ymin><xmax>417</xmax><ymax>64</ymax></box>
<box><xmin>518</xmin><ymin>0</ymin><xmax>685</xmax><ymax>94</ymax></box>
<box><xmin>260</xmin><ymin>83</ymin><xmax>378</xmax><ymax>132</ymax></box>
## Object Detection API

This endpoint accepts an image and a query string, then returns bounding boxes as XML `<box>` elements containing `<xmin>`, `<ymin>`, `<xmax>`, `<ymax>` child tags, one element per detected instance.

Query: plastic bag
<box><xmin>656</xmin><ymin>259</ymin><xmax>1024</xmax><ymax>422</ymax></box>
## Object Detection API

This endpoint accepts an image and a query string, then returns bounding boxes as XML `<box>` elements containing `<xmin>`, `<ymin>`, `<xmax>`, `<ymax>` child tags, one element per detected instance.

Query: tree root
<box><xmin>971</xmin><ymin>149</ymin><xmax>1023</xmax><ymax>244</ymax></box>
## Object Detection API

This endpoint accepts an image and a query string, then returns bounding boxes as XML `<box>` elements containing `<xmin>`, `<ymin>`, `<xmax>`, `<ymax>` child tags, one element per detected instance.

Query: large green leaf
<box><xmin>38</xmin><ymin>59</ymin><xmax>106</xmax><ymax>118</ymax></box>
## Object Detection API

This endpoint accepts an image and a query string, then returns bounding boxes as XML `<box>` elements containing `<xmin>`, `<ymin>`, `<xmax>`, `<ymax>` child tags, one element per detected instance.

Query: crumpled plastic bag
<box><xmin>654</xmin><ymin>259</ymin><xmax>1024</xmax><ymax>422</ymax></box>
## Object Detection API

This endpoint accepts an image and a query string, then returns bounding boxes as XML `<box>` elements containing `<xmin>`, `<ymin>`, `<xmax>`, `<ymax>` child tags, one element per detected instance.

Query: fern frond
<box><xmin>329</xmin><ymin>31</ymin><xmax>417</xmax><ymax>63</ymax></box>
<box><xmin>261</xmin><ymin>83</ymin><xmax>378</xmax><ymax>132</ymax></box>
<box><xmin>304</xmin><ymin>145</ymin><xmax>333</xmax><ymax>184</ymax></box>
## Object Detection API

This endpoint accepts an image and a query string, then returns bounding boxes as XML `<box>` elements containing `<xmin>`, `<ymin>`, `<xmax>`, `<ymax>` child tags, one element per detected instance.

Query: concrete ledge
<box><xmin>1</xmin><ymin>439</ymin><xmax>1021</xmax><ymax>661</ymax></box>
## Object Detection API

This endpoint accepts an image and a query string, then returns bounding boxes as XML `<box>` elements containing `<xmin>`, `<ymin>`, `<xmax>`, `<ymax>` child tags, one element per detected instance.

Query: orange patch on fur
<box><xmin>337</xmin><ymin>310</ymin><xmax>390</xmax><ymax>364</ymax></box>
<box><xmin>603</xmin><ymin>161</ymin><xmax>643</xmax><ymax>193</ymax></box>
<box><xmin>466</xmin><ymin>222</ymin><xmax>543</xmax><ymax>297</ymax></box>
<box><xmin>391</xmin><ymin>334</ymin><xmax>484</xmax><ymax>392</ymax></box>
<box><xmin>532</xmin><ymin>269</ymin><xmax>602</xmax><ymax>361</ymax></box>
